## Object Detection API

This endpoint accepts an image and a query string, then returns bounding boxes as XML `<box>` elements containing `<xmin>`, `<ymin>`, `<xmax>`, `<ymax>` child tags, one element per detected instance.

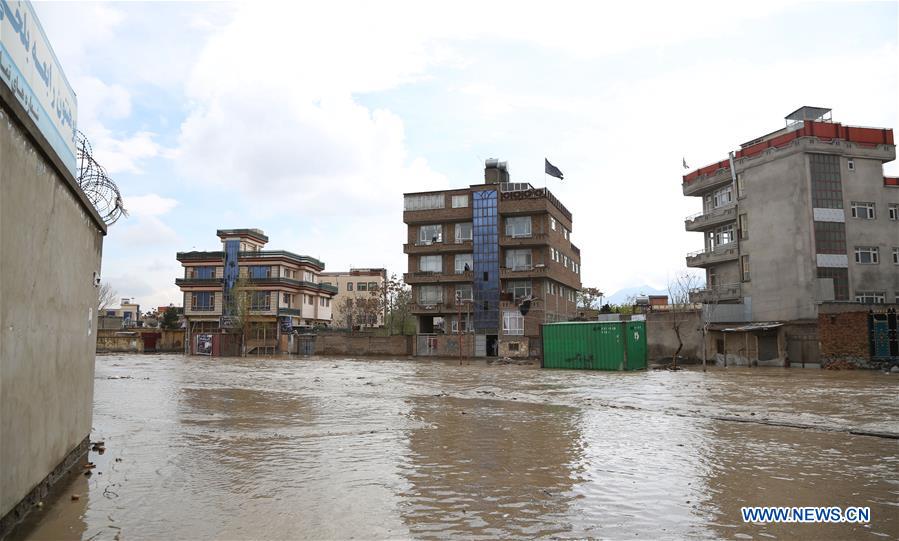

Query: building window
<box><xmin>854</xmin><ymin>291</ymin><xmax>885</xmax><ymax>304</ymax></box>
<box><xmin>893</xmin><ymin>247</ymin><xmax>899</xmax><ymax>264</ymax></box>
<box><xmin>191</xmin><ymin>292</ymin><xmax>214</xmax><ymax>311</ymax></box>
<box><xmin>563</xmin><ymin>228</ymin><xmax>569</xmax><ymax>240</ymax></box>
<box><xmin>705</xmin><ymin>185</ymin><xmax>733</xmax><ymax>211</ymax></box>
<box><xmin>738</xmin><ymin>213</ymin><xmax>748</xmax><ymax>240</ymax></box>
<box><xmin>708</xmin><ymin>267</ymin><xmax>718</xmax><ymax>287</ymax></box>
<box><xmin>547</xmin><ymin>281</ymin><xmax>555</xmax><ymax>295</ymax></box>
<box><xmin>505</xmin><ymin>280</ymin><xmax>532</xmax><ymax>302</ymax></box>
<box><xmin>368</xmin><ymin>281</ymin><xmax>378</xmax><ymax>291</ymax></box>
<box><xmin>347</xmin><ymin>282</ymin><xmax>353</xmax><ymax>291</ymax></box>
<box><xmin>505</xmin><ymin>249</ymin><xmax>532</xmax><ymax>271</ymax></box>
<box><xmin>740</xmin><ymin>255</ymin><xmax>750</xmax><ymax>282</ymax></box>
<box><xmin>455</xmin><ymin>222</ymin><xmax>472</xmax><ymax>242</ymax></box>
<box><xmin>814</xmin><ymin>221</ymin><xmax>846</xmax><ymax>254</ymax></box>
<box><xmin>303</xmin><ymin>271</ymin><xmax>314</xmax><ymax>282</ymax></box>
<box><xmin>450</xmin><ymin>314</ymin><xmax>471</xmax><ymax>333</ymax></box>
<box><xmin>319</xmin><ymin>297</ymin><xmax>327</xmax><ymax>306</ymax></box>
<box><xmin>854</xmin><ymin>246</ymin><xmax>879</xmax><ymax>264</ymax></box>
<box><xmin>454</xmin><ymin>253</ymin><xmax>473</xmax><ymax>274</ymax></box>
<box><xmin>736</xmin><ymin>173</ymin><xmax>745</xmax><ymax>198</ymax></box>
<box><xmin>456</xmin><ymin>284</ymin><xmax>473</xmax><ymax>302</ymax></box>
<box><xmin>418</xmin><ymin>224</ymin><xmax>443</xmax><ymax>245</ymax></box>
<box><xmin>817</xmin><ymin>268</ymin><xmax>849</xmax><ymax>301</ymax></box>
<box><xmin>550</xmin><ymin>217</ymin><xmax>556</xmax><ymax>230</ymax></box>
<box><xmin>709</xmin><ymin>224</ymin><xmax>735</xmax><ymax>249</ymax></box>
<box><xmin>502</xmin><ymin>310</ymin><xmax>524</xmax><ymax>335</ymax></box>
<box><xmin>191</xmin><ymin>266</ymin><xmax>215</xmax><ymax>279</ymax></box>
<box><xmin>810</xmin><ymin>154</ymin><xmax>843</xmax><ymax>209</ymax></box>
<box><xmin>305</xmin><ymin>294</ymin><xmax>314</xmax><ymax>305</ymax></box>
<box><xmin>847</xmin><ymin>159</ymin><xmax>855</xmax><ymax>171</ymax></box>
<box><xmin>283</xmin><ymin>293</ymin><xmax>292</xmax><ymax>306</ymax></box>
<box><xmin>889</xmin><ymin>204</ymin><xmax>898</xmax><ymax>221</ymax></box>
<box><xmin>404</xmin><ymin>194</ymin><xmax>445</xmax><ymax>211</ymax></box>
<box><xmin>357</xmin><ymin>281</ymin><xmax>369</xmax><ymax>291</ymax></box>
<box><xmin>420</xmin><ymin>255</ymin><xmax>443</xmax><ymax>273</ymax></box>
<box><xmin>505</xmin><ymin>216</ymin><xmax>532</xmax><ymax>238</ymax></box>
<box><xmin>419</xmin><ymin>285</ymin><xmax>442</xmax><ymax>304</ymax></box>
<box><xmin>249</xmin><ymin>265</ymin><xmax>272</xmax><ymax>278</ymax></box>
<box><xmin>451</xmin><ymin>194</ymin><xmax>469</xmax><ymax>208</ymax></box>
<box><xmin>850</xmin><ymin>202</ymin><xmax>876</xmax><ymax>219</ymax></box>
<box><xmin>251</xmin><ymin>292</ymin><xmax>271</xmax><ymax>310</ymax></box>
<box><xmin>563</xmin><ymin>255</ymin><xmax>569</xmax><ymax>267</ymax></box>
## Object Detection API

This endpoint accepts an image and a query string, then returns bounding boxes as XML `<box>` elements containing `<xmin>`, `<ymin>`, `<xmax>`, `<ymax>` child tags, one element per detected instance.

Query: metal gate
<box><xmin>474</xmin><ymin>335</ymin><xmax>486</xmax><ymax>357</ymax></box>
<box><xmin>295</xmin><ymin>335</ymin><xmax>316</xmax><ymax>355</ymax></box>
<box><xmin>787</xmin><ymin>335</ymin><xmax>820</xmax><ymax>367</ymax></box>
<box><xmin>869</xmin><ymin>309</ymin><xmax>898</xmax><ymax>363</ymax></box>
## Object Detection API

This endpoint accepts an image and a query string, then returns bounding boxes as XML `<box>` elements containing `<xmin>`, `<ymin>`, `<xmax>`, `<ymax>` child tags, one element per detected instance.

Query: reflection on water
<box><xmin>8</xmin><ymin>354</ymin><xmax>899</xmax><ymax>540</ymax></box>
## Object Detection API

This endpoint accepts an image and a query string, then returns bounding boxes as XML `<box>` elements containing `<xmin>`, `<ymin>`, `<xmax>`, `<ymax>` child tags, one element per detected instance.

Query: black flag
<box><xmin>545</xmin><ymin>158</ymin><xmax>563</xmax><ymax>180</ymax></box>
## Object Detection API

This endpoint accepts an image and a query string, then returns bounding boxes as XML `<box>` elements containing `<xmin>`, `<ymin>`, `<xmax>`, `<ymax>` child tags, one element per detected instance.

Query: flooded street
<box><xmin>11</xmin><ymin>354</ymin><xmax>899</xmax><ymax>540</ymax></box>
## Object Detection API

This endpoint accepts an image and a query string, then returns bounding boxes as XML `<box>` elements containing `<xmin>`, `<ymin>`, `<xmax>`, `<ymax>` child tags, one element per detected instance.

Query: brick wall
<box><xmin>818</xmin><ymin>311</ymin><xmax>868</xmax><ymax>366</ymax></box>
<box><xmin>316</xmin><ymin>332</ymin><xmax>412</xmax><ymax>356</ymax></box>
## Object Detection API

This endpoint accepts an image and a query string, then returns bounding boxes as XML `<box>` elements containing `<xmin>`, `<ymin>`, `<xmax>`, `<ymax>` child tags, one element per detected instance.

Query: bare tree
<box><xmin>374</xmin><ymin>274</ymin><xmax>413</xmax><ymax>335</ymax></box>
<box><xmin>667</xmin><ymin>271</ymin><xmax>701</xmax><ymax>370</ymax></box>
<box><xmin>98</xmin><ymin>281</ymin><xmax>117</xmax><ymax>310</ymax></box>
<box><xmin>576</xmin><ymin>286</ymin><xmax>603</xmax><ymax>310</ymax></box>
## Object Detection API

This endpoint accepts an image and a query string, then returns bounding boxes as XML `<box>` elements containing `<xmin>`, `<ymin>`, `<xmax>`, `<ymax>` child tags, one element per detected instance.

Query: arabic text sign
<box><xmin>0</xmin><ymin>0</ymin><xmax>77</xmax><ymax>177</ymax></box>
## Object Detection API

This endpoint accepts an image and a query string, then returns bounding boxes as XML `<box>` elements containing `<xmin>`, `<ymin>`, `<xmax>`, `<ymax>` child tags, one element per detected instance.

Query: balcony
<box><xmin>500</xmin><ymin>265</ymin><xmax>548</xmax><ymax>279</ymax></box>
<box><xmin>175</xmin><ymin>277</ymin><xmax>222</xmax><ymax>287</ymax></box>
<box><xmin>689</xmin><ymin>283</ymin><xmax>742</xmax><ymax>304</ymax></box>
<box><xmin>409</xmin><ymin>302</ymin><xmax>455</xmax><ymax>314</ymax></box>
<box><xmin>403</xmin><ymin>206</ymin><xmax>472</xmax><ymax>225</ymax></box>
<box><xmin>682</xmin><ymin>167</ymin><xmax>733</xmax><ymax>197</ymax></box>
<box><xmin>685</xmin><ymin>244</ymin><xmax>739</xmax><ymax>267</ymax></box>
<box><xmin>404</xmin><ymin>271</ymin><xmax>473</xmax><ymax>284</ymax></box>
<box><xmin>245</xmin><ymin>276</ymin><xmax>338</xmax><ymax>294</ymax></box>
<box><xmin>499</xmin><ymin>233</ymin><xmax>548</xmax><ymax>246</ymax></box>
<box><xmin>403</xmin><ymin>239</ymin><xmax>473</xmax><ymax>254</ymax></box>
<box><xmin>684</xmin><ymin>204</ymin><xmax>737</xmax><ymax>231</ymax></box>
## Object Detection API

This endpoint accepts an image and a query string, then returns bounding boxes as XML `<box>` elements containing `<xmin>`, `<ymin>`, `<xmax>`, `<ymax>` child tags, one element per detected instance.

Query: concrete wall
<box><xmin>95</xmin><ymin>329</ymin><xmax>185</xmax><ymax>353</ymax></box>
<box><xmin>315</xmin><ymin>332</ymin><xmax>412</xmax><ymax>356</ymax></box>
<box><xmin>645</xmin><ymin>310</ymin><xmax>703</xmax><ymax>362</ymax></box>
<box><xmin>1</xmin><ymin>102</ymin><xmax>105</xmax><ymax>521</ymax></box>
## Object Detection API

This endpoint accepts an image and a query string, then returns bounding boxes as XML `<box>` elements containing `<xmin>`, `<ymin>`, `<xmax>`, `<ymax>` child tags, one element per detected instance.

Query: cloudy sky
<box><xmin>34</xmin><ymin>1</ymin><xmax>898</xmax><ymax>309</ymax></box>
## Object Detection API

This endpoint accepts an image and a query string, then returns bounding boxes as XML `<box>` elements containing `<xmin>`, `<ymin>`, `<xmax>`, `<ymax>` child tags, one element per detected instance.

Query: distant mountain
<box><xmin>604</xmin><ymin>285</ymin><xmax>669</xmax><ymax>306</ymax></box>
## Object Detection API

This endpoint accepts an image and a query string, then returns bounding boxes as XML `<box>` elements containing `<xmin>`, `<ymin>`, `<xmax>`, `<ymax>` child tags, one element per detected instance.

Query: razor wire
<box><xmin>76</xmin><ymin>131</ymin><xmax>126</xmax><ymax>225</ymax></box>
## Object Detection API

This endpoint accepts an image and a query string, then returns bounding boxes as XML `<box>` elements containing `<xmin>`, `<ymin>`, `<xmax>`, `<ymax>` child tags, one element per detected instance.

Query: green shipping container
<box><xmin>541</xmin><ymin>320</ymin><xmax>647</xmax><ymax>371</ymax></box>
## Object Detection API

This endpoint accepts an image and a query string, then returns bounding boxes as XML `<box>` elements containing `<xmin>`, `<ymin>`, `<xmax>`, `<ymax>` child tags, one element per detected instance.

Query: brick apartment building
<box><xmin>403</xmin><ymin>160</ymin><xmax>582</xmax><ymax>357</ymax></box>
<box><xmin>683</xmin><ymin>107</ymin><xmax>897</xmax><ymax>366</ymax></box>
<box><xmin>176</xmin><ymin>229</ymin><xmax>337</xmax><ymax>354</ymax></box>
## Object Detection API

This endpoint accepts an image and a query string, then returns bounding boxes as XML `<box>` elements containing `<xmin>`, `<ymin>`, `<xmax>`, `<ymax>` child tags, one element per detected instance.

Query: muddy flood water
<box><xmin>9</xmin><ymin>354</ymin><xmax>899</xmax><ymax>540</ymax></box>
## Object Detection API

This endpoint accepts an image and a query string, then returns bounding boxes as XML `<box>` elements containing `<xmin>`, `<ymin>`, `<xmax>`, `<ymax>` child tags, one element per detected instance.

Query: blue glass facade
<box><xmin>472</xmin><ymin>190</ymin><xmax>499</xmax><ymax>331</ymax></box>
<box><xmin>223</xmin><ymin>240</ymin><xmax>240</xmax><ymax>315</ymax></box>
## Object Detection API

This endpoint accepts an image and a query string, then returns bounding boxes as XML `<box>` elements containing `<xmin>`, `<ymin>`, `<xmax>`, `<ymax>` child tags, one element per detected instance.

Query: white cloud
<box><xmin>125</xmin><ymin>194</ymin><xmax>179</xmax><ymax>217</ymax></box>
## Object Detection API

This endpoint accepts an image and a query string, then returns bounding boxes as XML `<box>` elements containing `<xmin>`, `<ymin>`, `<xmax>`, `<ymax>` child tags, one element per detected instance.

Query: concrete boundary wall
<box><xmin>315</xmin><ymin>332</ymin><xmax>412</xmax><ymax>356</ymax></box>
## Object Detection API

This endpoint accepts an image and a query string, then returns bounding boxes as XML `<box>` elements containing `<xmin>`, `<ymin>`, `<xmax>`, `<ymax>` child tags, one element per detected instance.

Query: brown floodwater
<box><xmin>8</xmin><ymin>354</ymin><xmax>899</xmax><ymax>540</ymax></box>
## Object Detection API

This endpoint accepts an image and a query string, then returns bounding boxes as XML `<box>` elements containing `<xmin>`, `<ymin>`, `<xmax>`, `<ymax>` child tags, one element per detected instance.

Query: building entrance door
<box><xmin>474</xmin><ymin>335</ymin><xmax>486</xmax><ymax>357</ymax></box>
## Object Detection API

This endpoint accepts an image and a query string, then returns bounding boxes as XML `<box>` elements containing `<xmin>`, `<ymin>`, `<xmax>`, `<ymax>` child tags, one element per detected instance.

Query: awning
<box><xmin>710</xmin><ymin>322</ymin><xmax>784</xmax><ymax>333</ymax></box>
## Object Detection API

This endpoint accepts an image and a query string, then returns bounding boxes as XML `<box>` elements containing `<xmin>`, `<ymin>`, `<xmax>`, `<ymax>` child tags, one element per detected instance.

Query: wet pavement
<box><xmin>9</xmin><ymin>354</ymin><xmax>899</xmax><ymax>540</ymax></box>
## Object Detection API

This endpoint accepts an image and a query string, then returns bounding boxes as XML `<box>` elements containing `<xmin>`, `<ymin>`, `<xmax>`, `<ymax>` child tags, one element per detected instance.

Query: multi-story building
<box><xmin>683</xmin><ymin>106</ymin><xmax>896</xmax><ymax>365</ymax></box>
<box><xmin>403</xmin><ymin>159</ymin><xmax>582</xmax><ymax>357</ymax></box>
<box><xmin>104</xmin><ymin>297</ymin><xmax>141</xmax><ymax>327</ymax></box>
<box><xmin>175</xmin><ymin>229</ymin><xmax>337</xmax><ymax>354</ymax></box>
<box><xmin>319</xmin><ymin>268</ymin><xmax>388</xmax><ymax>328</ymax></box>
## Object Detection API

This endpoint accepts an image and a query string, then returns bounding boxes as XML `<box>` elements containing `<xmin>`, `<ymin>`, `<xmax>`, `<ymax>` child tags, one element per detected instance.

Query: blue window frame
<box><xmin>193</xmin><ymin>266</ymin><xmax>214</xmax><ymax>279</ymax></box>
<box><xmin>472</xmin><ymin>190</ymin><xmax>499</xmax><ymax>331</ymax></box>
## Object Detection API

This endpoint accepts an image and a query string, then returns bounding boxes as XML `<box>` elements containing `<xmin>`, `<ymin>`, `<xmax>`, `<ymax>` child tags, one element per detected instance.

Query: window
<box><xmin>404</xmin><ymin>194</ymin><xmax>444</xmax><ymax>211</ymax></box>
<box><xmin>738</xmin><ymin>213</ymin><xmax>749</xmax><ymax>240</ymax></box>
<box><xmin>304</xmin><ymin>271</ymin><xmax>315</xmax><ymax>282</ymax></box>
<box><xmin>549</xmin><ymin>248</ymin><xmax>555</xmax><ymax>262</ymax></box>
<box><xmin>505</xmin><ymin>280</ymin><xmax>532</xmax><ymax>302</ymax></box>
<box><xmin>502</xmin><ymin>310</ymin><xmax>524</xmax><ymax>335</ymax></box>
<box><xmin>546</xmin><ymin>280</ymin><xmax>555</xmax><ymax>295</ymax></box>
<box><xmin>456</xmin><ymin>284</ymin><xmax>473</xmax><ymax>302</ymax></box>
<box><xmin>550</xmin><ymin>217</ymin><xmax>556</xmax><ymax>230</ymax></box>
<box><xmin>419</xmin><ymin>285</ymin><xmax>442</xmax><ymax>304</ymax></box>
<box><xmin>191</xmin><ymin>292</ymin><xmax>214</xmax><ymax>311</ymax></box>
<box><xmin>357</xmin><ymin>281</ymin><xmax>368</xmax><ymax>291</ymax></box>
<box><xmin>736</xmin><ymin>173</ymin><xmax>745</xmax><ymax>198</ymax></box>
<box><xmin>708</xmin><ymin>267</ymin><xmax>718</xmax><ymax>287</ymax></box>
<box><xmin>454</xmin><ymin>253</ymin><xmax>473</xmax><ymax>274</ymax></box>
<box><xmin>740</xmin><ymin>255</ymin><xmax>750</xmax><ymax>282</ymax></box>
<box><xmin>854</xmin><ymin>291</ymin><xmax>885</xmax><ymax>304</ymax></box>
<box><xmin>508</xmin><ymin>342</ymin><xmax>520</xmax><ymax>352</ymax></box>
<box><xmin>817</xmin><ymin>268</ymin><xmax>849</xmax><ymax>301</ymax></box>
<box><xmin>709</xmin><ymin>224</ymin><xmax>735</xmax><ymax>249</ymax></box>
<box><xmin>420</xmin><ymin>255</ymin><xmax>443</xmax><ymax>273</ymax></box>
<box><xmin>810</xmin><ymin>154</ymin><xmax>843</xmax><ymax>209</ymax></box>
<box><xmin>850</xmin><ymin>202</ymin><xmax>875</xmax><ymax>219</ymax></box>
<box><xmin>893</xmin><ymin>247</ymin><xmax>899</xmax><ymax>264</ymax></box>
<box><xmin>563</xmin><ymin>255</ymin><xmax>569</xmax><ymax>267</ymax></box>
<box><xmin>705</xmin><ymin>185</ymin><xmax>733</xmax><ymax>210</ymax></box>
<box><xmin>283</xmin><ymin>293</ymin><xmax>292</xmax><ymax>306</ymax></box>
<box><xmin>319</xmin><ymin>297</ymin><xmax>327</xmax><ymax>306</ymax></box>
<box><xmin>563</xmin><ymin>228</ymin><xmax>569</xmax><ymax>240</ymax></box>
<box><xmin>368</xmin><ymin>282</ymin><xmax>378</xmax><ymax>291</ymax></box>
<box><xmin>847</xmin><ymin>159</ymin><xmax>855</xmax><ymax>171</ymax></box>
<box><xmin>305</xmin><ymin>294</ymin><xmax>313</xmax><ymax>305</ymax></box>
<box><xmin>249</xmin><ymin>266</ymin><xmax>271</xmax><ymax>278</ymax></box>
<box><xmin>251</xmin><ymin>291</ymin><xmax>270</xmax><ymax>310</ymax></box>
<box><xmin>505</xmin><ymin>216</ymin><xmax>532</xmax><ymax>238</ymax></box>
<box><xmin>451</xmin><ymin>194</ymin><xmax>468</xmax><ymax>208</ymax></box>
<box><xmin>455</xmin><ymin>222</ymin><xmax>472</xmax><ymax>242</ymax></box>
<box><xmin>347</xmin><ymin>282</ymin><xmax>353</xmax><ymax>291</ymax></box>
<box><xmin>814</xmin><ymin>222</ymin><xmax>846</xmax><ymax>254</ymax></box>
<box><xmin>450</xmin><ymin>314</ymin><xmax>471</xmax><ymax>333</ymax></box>
<box><xmin>192</xmin><ymin>266</ymin><xmax>215</xmax><ymax>279</ymax></box>
<box><xmin>854</xmin><ymin>246</ymin><xmax>879</xmax><ymax>264</ymax></box>
<box><xmin>418</xmin><ymin>224</ymin><xmax>443</xmax><ymax>245</ymax></box>
<box><xmin>889</xmin><ymin>204</ymin><xmax>898</xmax><ymax>221</ymax></box>
<box><xmin>505</xmin><ymin>249</ymin><xmax>532</xmax><ymax>271</ymax></box>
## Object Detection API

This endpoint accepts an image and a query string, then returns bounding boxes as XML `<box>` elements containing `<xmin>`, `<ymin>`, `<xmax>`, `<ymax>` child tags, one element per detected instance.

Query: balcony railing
<box><xmin>689</xmin><ymin>283</ymin><xmax>742</xmax><ymax>303</ymax></box>
<box><xmin>684</xmin><ymin>204</ymin><xmax>737</xmax><ymax>231</ymax></box>
<box><xmin>404</xmin><ymin>271</ymin><xmax>473</xmax><ymax>284</ymax></box>
<box><xmin>686</xmin><ymin>243</ymin><xmax>739</xmax><ymax>267</ymax></box>
<box><xmin>175</xmin><ymin>277</ymin><xmax>222</xmax><ymax>287</ymax></box>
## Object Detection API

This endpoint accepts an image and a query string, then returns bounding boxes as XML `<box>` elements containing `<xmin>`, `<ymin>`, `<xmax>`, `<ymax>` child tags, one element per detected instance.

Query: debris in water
<box><xmin>71</xmin><ymin>494</ymin><xmax>80</xmax><ymax>501</ymax></box>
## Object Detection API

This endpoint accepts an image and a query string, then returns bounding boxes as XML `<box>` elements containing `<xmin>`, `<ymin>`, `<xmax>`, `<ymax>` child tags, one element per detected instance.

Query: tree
<box><xmin>667</xmin><ymin>271</ymin><xmax>701</xmax><ymax>370</ymax></box>
<box><xmin>225</xmin><ymin>275</ymin><xmax>254</xmax><ymax>356</ymax></box>
<box><xmin>576</xmin><ymin>287</ymin><xmax>603</xmax><ymax>310</ymax></box>
<box><xmin>98</xmin><ymin>281</ymin><xmax>117</xmax><ymax>311</ymax></box>
<box><xmin>375</xmin><ymin>274</ymin><xmax>414</xmax><ymax>336</ymax></box>
<box><xmin>161</xmin><ymin>307</ymin><xmax>180</xmax><ymax>329</ymax></box>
